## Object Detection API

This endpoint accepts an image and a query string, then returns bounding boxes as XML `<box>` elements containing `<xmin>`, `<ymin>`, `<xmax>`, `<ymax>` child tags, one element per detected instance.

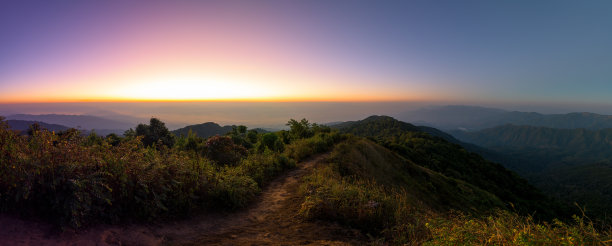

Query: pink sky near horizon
<box><xmin>0</xmin><ymin>1</ymin><xmax>439</xmax><ymax>103</ymax></box>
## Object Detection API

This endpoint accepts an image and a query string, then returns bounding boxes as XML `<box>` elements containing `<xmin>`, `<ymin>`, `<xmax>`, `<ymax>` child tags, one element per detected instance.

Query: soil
<box><xmin>0</xmin><ymin>154</ymin><xmax>367</xmax><ymax>245</ymax></box>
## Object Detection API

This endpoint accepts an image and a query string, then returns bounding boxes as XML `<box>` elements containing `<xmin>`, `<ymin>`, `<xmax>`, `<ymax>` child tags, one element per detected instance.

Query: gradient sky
<box><xmin>1</xmin><ymin>0</ymin><xmax>611</xmax><ymax>104</ymax></box>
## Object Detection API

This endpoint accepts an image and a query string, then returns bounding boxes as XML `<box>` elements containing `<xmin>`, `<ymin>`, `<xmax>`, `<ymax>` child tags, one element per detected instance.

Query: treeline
<box><xmin>0</xmin><ymin>116</ymin><xmax>342</xmax><ymax>228</ymax></box>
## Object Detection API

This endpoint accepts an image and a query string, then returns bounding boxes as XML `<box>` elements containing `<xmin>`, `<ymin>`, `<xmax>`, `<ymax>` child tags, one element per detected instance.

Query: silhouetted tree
<box><xmin>135</xmin><ymin>118</ymin><xmax>175</xmax><ymax>148</ymax></box>
<box><xmin>205</xmin><ymin>135</ymin><xmax>247</xmax><ymax>165</ymax></box>
<box><xmin>27</xmin><ymin>123</ymin><xmax>41</xmax><ymax>136</ymax></box>
<box><xmin>287</xmin><ymin>118</ymin><xmax>313</xmax><ymax>139</ymax></box>
<box><xmin>105</xmin><ymin>133</ymin><xmax>122</xmax><ymax>146</ymax></box>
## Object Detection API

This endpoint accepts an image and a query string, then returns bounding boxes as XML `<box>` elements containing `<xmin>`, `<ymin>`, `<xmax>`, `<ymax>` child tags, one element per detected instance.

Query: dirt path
<box><xmin>0</xmin><ymin>154</ymin><xmax>365</xmax><ymax>245</ymax></box>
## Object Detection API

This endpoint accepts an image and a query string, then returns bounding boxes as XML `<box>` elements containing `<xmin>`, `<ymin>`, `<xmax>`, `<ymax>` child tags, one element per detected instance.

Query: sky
<box><xmin>1</xmin><ymin>1</ymin><xmax>612</xmax><ymax>107</ymax></box>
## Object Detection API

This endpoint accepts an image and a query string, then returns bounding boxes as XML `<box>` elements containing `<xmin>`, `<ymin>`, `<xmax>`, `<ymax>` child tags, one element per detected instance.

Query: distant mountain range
<box><xmin>6</xmin><ymin>120</ymin><xmax>69</xmax><ymax>133</ymax></box>
<box><xmin>397</xmin><ymin>105</ymin><xmax>612</xmax><ymax>131</ymax></box>
<box><xmin>4</xmin><ymin>114</ymin><xmax>133</xmax><ymax>135</ymax></box>
<box><xmin>450</xmin><ymin>124</ymin><xmax>612</xmax><ymax>171</ymax></box>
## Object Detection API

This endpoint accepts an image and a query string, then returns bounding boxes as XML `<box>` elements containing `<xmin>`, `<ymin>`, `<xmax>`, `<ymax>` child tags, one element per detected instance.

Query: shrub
<box><xmin>285</xmin><ymin>132</ymin><xmax>343</xmax><ymax>161</ymax></box>
<box><xmin>210</xmin><ymin>167</ymin><xmax>260</xmax><ymax>209</ymax></box>
<box><xmin>205</xmin><ymin>135</ymin><xmax>247</xmax><ymax>166</ymax></box>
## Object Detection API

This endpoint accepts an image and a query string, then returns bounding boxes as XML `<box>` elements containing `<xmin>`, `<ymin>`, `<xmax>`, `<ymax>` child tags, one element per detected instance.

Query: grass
<box><xmin>425</xmin><ymin>210</ymin><xmax>612</xmax><ymax>246</ymax></box>
<box><xmin>297</xmin><ymin>137</ymin><xmax>612</xmax><ymax>245</ymax></box>
<box><xmin>0</xmin><ymin>119</ymin><xmax>327</xmax><ymax>229</ymax></box>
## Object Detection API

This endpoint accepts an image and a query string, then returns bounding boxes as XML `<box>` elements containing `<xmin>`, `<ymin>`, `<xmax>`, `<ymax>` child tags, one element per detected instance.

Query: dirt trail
<box><xmin>0</xmin><ymin>154</ymin><xmax>365</xmax><ymax>245</ymax></box>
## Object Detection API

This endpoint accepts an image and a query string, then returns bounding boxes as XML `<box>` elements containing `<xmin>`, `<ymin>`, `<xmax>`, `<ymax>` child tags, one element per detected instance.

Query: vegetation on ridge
<box><xmin>299</xmin><ymin>124</ymin><xmax>612</xmax><ymax>244</ymax></box>
<box><xmin>0</xmin><ymin>116</ymin><xmax>338</xmax><ymax>228</ymax></box>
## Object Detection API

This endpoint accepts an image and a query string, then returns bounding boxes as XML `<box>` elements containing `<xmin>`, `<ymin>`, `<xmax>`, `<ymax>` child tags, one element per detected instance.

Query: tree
<box><xmin>260</xmin><ymin>132</ymin><xmax>284</xmax><ymax>152</ymax></box>
<box><xmin>105</xmin><ymin>133</ymin><xmax>122</xmax><ymax>146</ymax></box>
<box><xmin>287</xmin><ymin>118</ymin><xmax>313</xmax><ymax>139</ymax></box>
<box><xmin>205</xmin><ymin>135</ymin><xmax>247</xmax><ymax>165</ymax></box>
<box><xmin>135</xmin><ymin>118</ymin><xmax>175</xmax><ymax>148</ymax></box>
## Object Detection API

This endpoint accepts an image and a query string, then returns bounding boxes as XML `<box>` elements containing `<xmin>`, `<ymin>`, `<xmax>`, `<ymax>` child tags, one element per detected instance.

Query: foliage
<box><xmin>287</xmin><ymin>118</ymin><xmax>314</xmax><ymax>139</ymax></box>
<box><xmin>284</xmin><ymin>132</ymin><xmax>343</xmax><ymax>161</ymax></box>
<box><xmin>452</xmin><ymin>124</ymin><xmax>612</xmax><ymax>222</ymax></box>
<box><xmin>334</xmin><ymin>115</ymin><xmax>559</xmax><ymax>219</ymax></box>
<box><xmin>135</xmin><ymin>118</ymin><xmax>175</xmax><ymax>148</ymax></box>
<box><xmin>425</xmin><ymin>210</ymin><xmax>612</xmax><ymax>246</ymax></box>
<box><xmin>260</xmin><ymin>133</ymin><xmax>284</xmax><ymax>152</ymax></box>
<box><xmin>0</xmin><ymin>117</ymin><xmax>311</xmax><ymax>229</ymax></box>
<box><xmin>205</xmin><ymin>135</ymin><xmax>247</xmax><ymax>166</ymax></box>
<box><xmin>298</xmin><ymin>135</ymin><xmax>612</xmax><ymax>245</ymax></box>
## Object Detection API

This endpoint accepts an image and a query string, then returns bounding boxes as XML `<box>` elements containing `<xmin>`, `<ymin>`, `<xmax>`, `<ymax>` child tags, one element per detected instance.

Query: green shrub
<box><xmin>285</xmin><ymin>132</ymin><xmax>343</xmax><ymax>161</ymax></box>
<box><xmin>239</xmin><ymin>151</ymin><xmax>295</xmax><ymax>187</ymax></box>
<box><xmin>210</xmin><ymin>167</ymin><xmax>260</xmax><ymax>209</ymax></box>
<box><xmin>0</xmin><ymin>117</ymin><xmax>334</xmax><ymax>229</ymax></box>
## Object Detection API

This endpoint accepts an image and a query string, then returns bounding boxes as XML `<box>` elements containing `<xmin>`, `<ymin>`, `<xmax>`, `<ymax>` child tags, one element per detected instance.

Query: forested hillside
<box><xmin>450</xmin><ymin>124</ymin><xmax>612</xmax><ymax>222</ymax></box>
<box><xmin>300</xmin><ymin>124</ymin><xmax>609</xmax><ymax>244</ymax></box>
<box><xmin>334</xmin><ymin>116</ymin><xmax>558</xmax><ymax>218</ymax></box>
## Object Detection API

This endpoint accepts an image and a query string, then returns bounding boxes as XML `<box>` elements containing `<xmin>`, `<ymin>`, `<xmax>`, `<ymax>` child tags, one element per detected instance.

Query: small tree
<box><xmin>260</xmin><ymin>132</ymin><xmax>284</xmax><ymax>152</ymax></box>
<box><xmin>205</xmin><ymin>135</ymin><xmax>247</xmax><ymax>166</ymax></box>
<box><xmin>287</xmin><ymin>118</ymin><xmax>313</xmax><ymax>139</ymax></box>
<box><xmin>135</xmin><ymin>118</ymin><xmax>175</xmax><ymax>148</ymax></box>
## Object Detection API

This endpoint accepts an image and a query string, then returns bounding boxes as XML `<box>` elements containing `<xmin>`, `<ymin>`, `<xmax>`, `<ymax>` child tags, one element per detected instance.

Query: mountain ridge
<box><xmin>397</xmin><ymin>105</ymin><xmax>612</xmax><ymax>131</ymax></box>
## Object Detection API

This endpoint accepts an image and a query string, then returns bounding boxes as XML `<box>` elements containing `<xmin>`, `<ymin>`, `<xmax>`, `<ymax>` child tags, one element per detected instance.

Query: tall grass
<box><xmin>425</xmin><ymin>210</ymin><xmax>612</xmax><ymax>246</ymax></box>
<box><xmin>297</xmin><ymin>138</ymin><xmax>612</xmax><ymax>245</ymax></box>
<box><xmin>0</xmin><ymin>120</ymin><xmax>299</xmax><ymax>228</ymax></box>
<box><xmin>284</xmin><ymin>131</ymin><xmax>344</xmax><ymax>161</ymax></box>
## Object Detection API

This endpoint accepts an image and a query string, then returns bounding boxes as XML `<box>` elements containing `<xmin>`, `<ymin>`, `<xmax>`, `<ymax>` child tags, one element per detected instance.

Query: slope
<box><xmin>334</xmin><ymin>115</ymin><xmax>558</xmax><ymax>218</ymax></box>
<box><xmin>451</xmin><ymin>124</ymin><xmax>612</xmax><ymax>221</ymax></box>
<box><xmin>451</xmin><ymin>124</ymin><xmax>612</xmax><ymax>172</ymax></box>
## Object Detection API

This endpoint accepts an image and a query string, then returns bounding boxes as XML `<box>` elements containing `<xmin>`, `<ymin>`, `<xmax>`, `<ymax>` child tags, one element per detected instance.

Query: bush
<box><xmin>0</xmin><ymin>117</ymin><xmax>337</xmax><ymax>229</ymax></box>
<box><xmin>210</xmin><ymin>167</ymin><xmax>260</xmax><ymax>209</ymax></box>
<box><xmin>285</xmin><ymin>132</ymin><xmax>343</xmax><ymax>161</ymax></box>
<box><xmin>240</xmin><ymin>151</ymin><xmax>295</xmax><ymax>187</ymax></box>
<box><xmin>0</xmin><ymin>123</ymin><xmax>216</xmax><ymax>227</ymax></box>
<box><xmin>205</xmin><ymin>135</ymin><xmax>247</xmax><ymax>166</ymax></box>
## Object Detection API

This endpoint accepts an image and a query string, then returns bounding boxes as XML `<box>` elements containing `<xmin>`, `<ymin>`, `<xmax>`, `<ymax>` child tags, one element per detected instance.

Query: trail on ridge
<box><xmin>0</xmin><ymin>153</ymin><xmax>364</xmax><ymax>245</ymax></box>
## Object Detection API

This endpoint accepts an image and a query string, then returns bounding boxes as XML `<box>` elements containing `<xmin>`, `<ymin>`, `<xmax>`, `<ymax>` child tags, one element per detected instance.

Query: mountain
<box><xmin>397</xmin><ymin>105</ymin><xmax>612</xmax><ymax>131</ymax></box>
<box><xmin>451</xmin><ymin>124</ymin><xmax>612</xmax><ymax>172</ymax></box>
<box><xmin>4</xmin><ymin>114</ymin><xmax>132</xmax><ymax>133</ymax></box>
<box><xmin>333</xmin><ymin>115</ymin><xmax>560</xmax><ymax>218</ymax></box>
<box><xmin>532</xmin><ymin>162</ymin><xmax>612</xmax><ymax>219</ymax></box>
<box><xmin>450</xmin><ymin>124</ymin><xmax>612</xmax><ymax>220</ymax></box>
<box><xmin>6</xmin><ymin>120</ymin><xmax>69</xmax><ymax>133</ymax></box>
<box><xmin>172</xmin><ymin>122</ymin><xmax>271</xmax><ymax>138</ymax></box>
<box><xmin>172</xmin><ymin>122</ymin><xmax>235</xmax><ymax>138</ymax></box>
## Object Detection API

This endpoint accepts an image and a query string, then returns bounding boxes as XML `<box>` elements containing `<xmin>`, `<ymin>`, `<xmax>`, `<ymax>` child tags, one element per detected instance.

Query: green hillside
<box><xmin>299</xmin><ymin>129</ymin><xmax>608</xmax><ymax>244</ymax></box>
<box><xmin>334</xmin><ymin>116</ymin><xmax>557</xmax><ymax>218</ymax></box>
<box><xmin>329</xmin><ymin>137</ymin><xmax>504</xmax><ymax>212</ymax></box>
<box><xmin>532</xmin><ymin>162</ymin><xmax>612</xmax><ymax>222</ymax></box>
<box><xmin>451</xmin><ymin>124</ymin><xmax>612</xmax><ymax>221</ymax></box>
